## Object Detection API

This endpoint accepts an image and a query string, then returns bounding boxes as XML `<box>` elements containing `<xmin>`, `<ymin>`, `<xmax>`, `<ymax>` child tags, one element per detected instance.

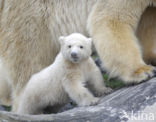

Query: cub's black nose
<box><xmin>71</xmin><ymin>52</ymin><xmax>78</xmax><ymax>58</ymax></box>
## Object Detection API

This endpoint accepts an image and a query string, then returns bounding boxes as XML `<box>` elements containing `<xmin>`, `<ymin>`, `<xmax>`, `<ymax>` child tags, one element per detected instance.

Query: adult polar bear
<box><xmin>0</xmin><ymin>0</ymin><xmax>155</xmax><ymax>112</ymax></box>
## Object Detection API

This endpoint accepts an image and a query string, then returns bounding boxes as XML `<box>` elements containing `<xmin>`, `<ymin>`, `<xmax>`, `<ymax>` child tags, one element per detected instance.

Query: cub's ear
<box><xmin>88</xmin><ymin>38</ymin><xmax>92</xmax><ymax>43</ymax></box>
<box><xmin>59</xmin><ymin>36</ymin><xmax>66</xmax><ymax>45</ymax></box>
<box><xmin>87</xmin><ymin>38</ymin><xmax>92</xmax><ymax>46</ymax></box>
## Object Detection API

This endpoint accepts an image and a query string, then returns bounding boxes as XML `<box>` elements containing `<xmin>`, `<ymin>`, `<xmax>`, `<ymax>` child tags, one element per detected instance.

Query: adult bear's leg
<box><xmin>137</xmin><ymin>7</ymin><xmax>156</xmax><ymax>66</ymax></box>
<box><xmin>88</xmin><ymin>0</ymin><xmax>155</xmax><ymax>84</ymax></box>
<box><xmin>0</xmin><ymin>1</ymin><xmax>59</xmax><ymax>111</ymax></box>
<box><xmin>0</xmin><ymin>60</ymin><xmax>11</xmax><ymax>106</ymax></box>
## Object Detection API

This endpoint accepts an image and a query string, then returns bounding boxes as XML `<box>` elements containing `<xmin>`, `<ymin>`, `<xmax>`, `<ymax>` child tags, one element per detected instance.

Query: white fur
<box><xmin>0</xmin><ymin>0</ymin><xmax>97</xmax><ymax>111</ymax></box>
<box><xmin>0</xmin><ymin>59</ymin><xmax>12</xmax><ymax>106</ymax></box>
<box><xmin>17</xmin><ymin>33</ymin><xmax>111</xmax><ymax>115</ymax></box>
<box><xmin>0</xmin><ymin>0</ymin><xmax>156</xmax><ymax>111</ymax></box>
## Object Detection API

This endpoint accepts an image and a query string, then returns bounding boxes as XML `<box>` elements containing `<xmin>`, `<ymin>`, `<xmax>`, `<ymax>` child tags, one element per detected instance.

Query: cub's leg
<box><xmin>62</xmin><ymin>75</ymin><xmax>99</xmax><ymax>106</ymax></box>
<box><xmin>88</xmin><ymin>0</ymin><xmax>155</xmax><ymax>84</ymax></box>
<box><xmin>87</xmin><ymin>59</ymin><xmax>112</xmax><ymax>96</ymax></box>
<box><xmin>17</xmin><ymin>93</ymin><xmax>43</xmax><ymax>115</ymax></box>
<box><xmin>137</xmin><ymin>7</ymin><xmax>156</xmax><ymax>66</ymax></box>
<box><xmin>17</xmin><ymin>90</ymin><xmax>46</xmax><ymax>114</ymax></box>
<box><xmin>18</xmin><ymin>85</ymin><xmax>47</xmax><ymax>115</ymax></box>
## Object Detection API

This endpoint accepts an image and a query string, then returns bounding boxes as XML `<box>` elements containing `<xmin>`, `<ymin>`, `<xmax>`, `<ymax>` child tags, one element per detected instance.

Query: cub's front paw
<box><xmin>102</xmin><ymin>87</ymin><xmax>113</xmax><ymax>94</ymax></box>
<box><xmin>78</xmin><ymin>97</ymin><xmax>100</xmax><ymax>107</ymax></box>
<box><xmin>95</xmin><ymin>87</ymin><xmax>113</xmax><ymax>97</ymax></box>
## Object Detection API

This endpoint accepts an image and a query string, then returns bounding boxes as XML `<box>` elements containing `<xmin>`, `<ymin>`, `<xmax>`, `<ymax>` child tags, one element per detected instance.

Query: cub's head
<box><xmin>59</xmin><ymin>33</ymin><xmax>92</xmax><ymax>63</ymax></box>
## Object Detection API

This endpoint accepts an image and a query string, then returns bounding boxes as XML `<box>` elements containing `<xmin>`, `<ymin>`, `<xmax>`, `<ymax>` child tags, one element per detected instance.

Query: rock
<box><xmin>0</xmin><ymin>77</ymin><xmax>156</xmax><ymax>122</ymax></box>
<box><xmin>58</xmin><ymin>102</ymin><xmax>75</xmax><ymax>113</ymax></box>
<box><xmin>0</xmin><ymin>106</ymin><xmax>4</xmax><ymax>111</ymax></box>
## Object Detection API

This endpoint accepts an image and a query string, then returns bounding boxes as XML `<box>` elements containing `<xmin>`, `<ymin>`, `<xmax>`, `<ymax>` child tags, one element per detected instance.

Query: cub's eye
<box><xmin>80</xmin><ymin>46</ymin><xmax>83</xmax><ymax>49</ymax></box>
<box><xmin>68</xmin><ymin>45</ymin><xmax>71</xmax><ymax>48</ymax></box>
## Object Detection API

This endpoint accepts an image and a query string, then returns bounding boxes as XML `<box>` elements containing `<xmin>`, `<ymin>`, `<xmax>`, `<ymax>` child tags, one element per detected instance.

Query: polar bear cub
<box><xmin>17</xmin><ymin>33</ymin><xmax>112</xmax><ymax>115</ymax></box>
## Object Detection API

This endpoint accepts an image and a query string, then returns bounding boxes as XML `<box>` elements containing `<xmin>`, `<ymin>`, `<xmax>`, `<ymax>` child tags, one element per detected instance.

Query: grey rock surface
<box><xmin>0</xmin><ymin>78</ymin><xmax>156</xmax><ymax>122</ymax></box>
<box><xmin>0</xmin><ymin>106</ymin><xmax>4</xmax><ymax>111</ymax></box>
